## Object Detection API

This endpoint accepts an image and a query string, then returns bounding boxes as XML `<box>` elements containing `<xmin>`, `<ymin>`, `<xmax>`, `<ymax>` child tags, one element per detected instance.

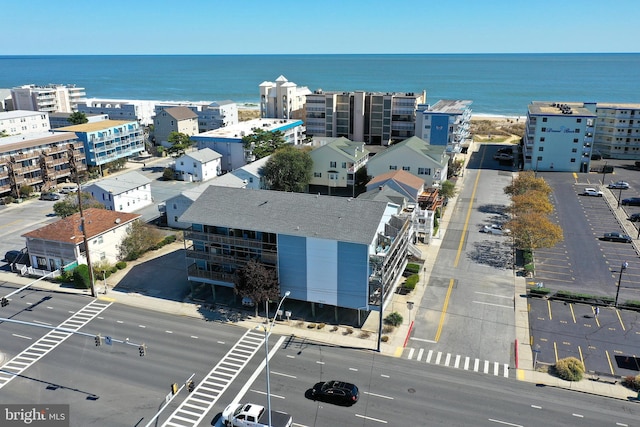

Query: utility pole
<box><xmin>68</xmin><ymin>145</ymin><xmax>96</xmax><ymax>297</ymax></box>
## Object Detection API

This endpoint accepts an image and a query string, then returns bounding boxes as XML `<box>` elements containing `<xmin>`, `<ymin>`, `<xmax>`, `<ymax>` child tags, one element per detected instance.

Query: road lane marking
<box><xmin>434</xmin><ymin>278</ymin><xmax>455</xmax><ymax>342</ymax></box>
<box><xmin>426</xmin><ymin>350</ymin><xmax>433</xmax><ymax>363</ymax></box>
<box><xmin>138</xmin><ymin>325</ymin><xmax>146</xmax><ymax>328</ymax></box>
<box><xmin>116</xmin><ymin>320</ymin><xmax>124</xmax><ymax>323</ymax></box>
<box><xmin>454</xmin><ymin>354</ymin><xmax>461</xmax><ymax>368</ymax></box>
<box><xmin>364</xmin><ymin>391</ymin><xmax>394</xmax><ymax>400</ymax></box>
<box><xmin>484</xmin><ymin>360</ymin><xmax>489</xmax><ymax>374</ymax></box>
<box><xmin>554</xmin><ymin>342</ymin><xmax>558</xmax><ymax>362</ymax></box>
<box><xmin>547</xmin><ymin>300</ymin><xmax>553</xmax><ymax>320</ymax></box>
<box><xmin>474</xmin><ymin>358</ymin><xmax>479</xmax><ymax>371</ymax></box>
<box><xmin>286</xmin><ymin>355</ymin><xmax>295</xmax><ymax>359</ymax></box>
<box><xmin>407</xmin><ymin>348</ymin><xmax>415</xmax><ymax>359</ymax></box>
<box><xmin>165</xmin><ymin>330</ymin><xmax>173</xmax><ymax>334</ymax></box>
<box><xmin>578</xmin><ymin>345</ymin><xmax>584</xmax><ymax>367</ymax></box>
<box><xmin>32</xmin><ymin>320</ymin><xmax>51</xmax><ymax>326</ymax></box>
<box><xmin>531</xmin><ymin>405</ymin><xmax>542</xmax><ymax>409</ymax></box>
<box><xmin>616</xmin><ymin>309</ymin><xmax>626</xmax><ymax>331</ymax></box>
<box><xmin>435</xmin><ymin>352</ymin><xmax>442</xmax><ymax>364</ymax></box>
<box><xmin>572</xmin><ymin>413</ymin><xmax>584</xmax><ymax>418</ymax></box>
<box><xmin>12</xmin><ymin>334</ymin><xmax>32</xmax><ymax>340</ymax></box>
<box><xmin>271</xmin><ymin>371</ymin><xmax>297</xmax><ymax>379</ymax></box>
<box><xmin>348</xmin><ymin>367</ymin><xmax>358</xmax><ymax>372</ymax></box>
<box><xmin>472</xmin><ymin>301</ymin><xmax>512</xmax><ymax>308</ymax></box>
<box><xmin>464</xmin><ymin>356</ymin><xmax>470</xmax><ymax>370</ymax></box>
<box><xmin>488</xmin><ymin>419</ymin><xmax>522</xmax><ymax>426</ymax></box>
<box><xmin>316</xmin><ymin>361</ymin><xmax>325</xmax><ymax>365</ymax></box>
<box><xmin>380</xmin><ymin>374</ymin><xmax>389</xmax><ymax>378</ymax></box>
<box><xmin>250</xmin><ymin>389</ymin><xmax>285</xmax><ymax>399</ymax></box>
<box><xmin>444</xmin><ymin>353</ymin><xmax>451</xmax><ymax>366</ymax></box>
<box><xmin>410</xmin><ymin>337</ymin><xmax>436</xmax><ymax>343</ymax></box>
<box><xmin>494</xmin><ymin>361</ymin><xmax>499</xmax><ymax>375</ymax></box>
<box><xmin>474</xmin><ymin>291</ymin><xmax>512</xmax><ymax>299</ymax></box>
<box><xmin>190</xmin><ymin>336</ymin><xmax>198</xmax><ymax>339</ymax></box>
<box><xmin>569</xmin><ymin>304</ymin><xmax>576</xmax><ymax>323</ymax></box>
<box><xmin>616</xmin><ymin>422</ymin><xmax>629</xmax><ymax>426</ymax></box>
<box><xmin>606</xmin><ymin>350</ymin><xmax>615</xmax><ymax>375</ymax></box>
<box><xmin>355</xmin><ymin>414</ymin><xmax>387</xmax><ymax>424</ymax></box>
<box><xmin>417</xmin><ymin>348</ymin><xmax>424</xmax><ymax>361</ymax></box>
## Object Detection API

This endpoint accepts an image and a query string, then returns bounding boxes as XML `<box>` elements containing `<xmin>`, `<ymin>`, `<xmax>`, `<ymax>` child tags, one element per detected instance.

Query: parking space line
<box><xmin>553</xmin><ymin>342</ymin><xmax>558</xmax><ymax>363</ymax></box>
<box><xmin>547</xmin><ymin>300</ymin><xmax>552</xmax><ymax>320</ymax></box>
<box><xmin>616</xmin><ymin>310</ymin><xmax>626</xmax><ymax>331</ymax></box>
<box><xmin>578</xmin><ymin>345</ymin><xmax>584</xmax><ymax>367</ymax></box>
<box><xmin>569</xmin><ymin>304</ymin><xmax>576</xmax><ymax>323</ymax></box>
<box><xmin>606</xmin><ymin>350</ymin><xmax>615</xmax><ymax>375</ymax></box>
<box><xmin>594</xmin><ymin>311</ymin><xmax>600</xmax><ymax>328</ymax></box>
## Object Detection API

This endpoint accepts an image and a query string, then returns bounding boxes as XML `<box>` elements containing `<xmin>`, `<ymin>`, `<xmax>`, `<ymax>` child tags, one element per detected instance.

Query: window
<box><xmin>575</xmin><ymin>129</ymin><xmax>579</xmax><ymax>133</ymax></box>
<box><xmin>402</xmin><ymin>166</ymin><xmax>410</xmax><ymax>171</ymax></box>
<box><xmin>538</xmin><ymin>147</ymin><xmax>544</xmax><ymax>151</ymax></box>
<box><xmin>314</xmin><ymin>172</ymin><xmax>322</xmax><ymax>177</ymax></box>
<box><xmin>542</xmin><ymin>117</ymin><xmax>548</xmax><ymax>122</ymax></box>
<box><xmin>572</xmin><ymin>148</ymin><xmax>577</xmax><ymax>153</ymax></box>
<box><xmin>330</xmin><ymin>161</ymin><xmax>337</xmax><ymax>168</ymax></box>
<box><xmin>341</xmin><ymin>162</ymin><xmax>347</xmax><ymax>168</ymax></box>
<box><xmin>540</xmin><ymin>137</ymin><xmax>545</xmax><ymax>142</ymax></box>
<box><xmin>573</xmin><ymin>138</ymin><xmax>579</xmax><ymax>143</ymax></box>
<box><xmin>570</xmin><ymin>158</ymin><xmax>576</xmax><ymax>163</ymax></box>
<box><xmin>389</xmin><ymin>165</ymin><xmax>397</xmax><ymax>170</ymax></box>
<box><xmin>174</xmin><ymin>216</ymin><xmax>178</xmax><ymax>222</ymax></box>
<box><xmin>577</xmin><ymin>118</ymin><xmax>582</xmax><ymax>123</ymax></box>
<box><xmin>541</xmin><ymin>127</ymin><xmax>546</xmax><ymax>132</ymax></box>
<box><xmin>418</xmin><ymin>167</ymin><xmax>431</xmax><ymax>175</ymax></box>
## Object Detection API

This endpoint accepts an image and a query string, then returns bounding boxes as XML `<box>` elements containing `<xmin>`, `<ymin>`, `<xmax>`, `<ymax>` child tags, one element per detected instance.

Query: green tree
<box><xmin>262</xmin><ymin>145</ymin><xmax>312</xmax><ymax>192</ymax></box>
<box><xmin>354</xmin><ymin>167</ymin><xmax>370</xmax><ymax>196</ymax></box>
<box><xmin>72</xmin><ymin>264</ymin><xmax>91</xmax><ymax>289</ymax></box>
<box><xmin>68</xmin><ymin>112</ymin><xmax>89</xmax><ymax>125</ymax></box>
<box><xmin>242</xmin><ymin>129</ymin><xmax>286</xmax><ymax>160</ymax></box>
<box><xmin>52</xmin><ymin>192</ymin><xmax>105</xmax><ymax>218</ymax></box>
<box><xmin>162</xmin><ymin>167</ymin><xmax>175</xmax><ymax>181</ymax></box>
<box><xmin>438</xmin><ymin>180</ymin><xmax>457</xmax><ymax>201</ymax></box>
<box><xmin>234</xmin><ymin>259</ymin><xmax>280</xmax><ymax>317</ymax></box>
<box><xmin>117</xmin><ymin>221</ymin><xmax>163</xmax><ymax>261</ymax></box>
<box><xmin>19</xmin><ymin>184</ymin><xmax>34</xmax><ymax>197</ymax></box>
<box><xmin>166</xmin><ymin>132</ymin><xmax>194</xmax><ymax>157</ymax></box>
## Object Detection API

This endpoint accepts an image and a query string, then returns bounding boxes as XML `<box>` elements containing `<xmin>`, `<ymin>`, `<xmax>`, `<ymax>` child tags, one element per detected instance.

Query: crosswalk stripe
<box><xmin>484</xmin><ymin>360</ymin><xmax>489</xmax><ymax>374</ymax></box>
<box><xmin>474</xmin><ymin>358</ymin><xmax>480</xmax><ymax>371</ymax></box>
<box><xmin>435</xmin><ymin>351</ymin><xmax>442</xmax><ymax>364</ymax></box>
<box><xmin>503</xmin><ymin>364</ymin><xmax>509</xmax><ymax>377</ymax></box>
<box><xmin>444</xmin><ymin>353</ymin><xmax>451</xmax><ymax>367</ymax></box>
<box><xmin>407</xmin><ymin>348</ymin><xmax>415</xmax><ymax>360</ymax></box>
<box><xmin>494</xmin><ymin>361</ymin><xmax>499</xmax><ymax>375</ymax></box>
<box><xmin>405</xmin><ymin>348</ymin><xmax>510</xmax><ymax>378</ymax></box>
<box><xmin>417</xmin><ymin>348</ymin><xmax>424</xmax><ymax>361</ymax></box>
<box><xmin>464</xmin><ymin>356</ymin><xmax>470</xmax><ymax>370</ymax></box>
<box><xmin>426</xmin><ymin>350</ymin><xmax>433</xmax><ymax>363</ymax></box>
<box><xmin>454</xmin><ymin>354</ymin><xmax>461</xmax><ymax>369</ymax></box>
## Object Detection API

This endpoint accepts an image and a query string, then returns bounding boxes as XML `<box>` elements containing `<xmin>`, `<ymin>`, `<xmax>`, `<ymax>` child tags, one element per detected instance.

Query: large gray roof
<box><xmin>84</xmin><ymin>171</ymin><xmax>151</xmax><ymax>195</ymax></box>
<box><xmin>180</xmin><ymin>187</ymin><xmax>389</xmax><ymax>244</ymax></box>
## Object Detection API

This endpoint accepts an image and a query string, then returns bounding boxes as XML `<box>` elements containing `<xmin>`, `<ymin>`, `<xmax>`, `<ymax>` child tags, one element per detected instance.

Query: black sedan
<box><xmin>311</xmin><ymin>381</ymin><xmax>359</xmax><ymax>405</ymax></box>
<box><xmin>602</xmin><ymin>232</ymin><xmax>633</xmax><ymax>243</ymax></box>
<box><xmin>622</xmin><ymin>197</ymin><xmax>640</xmax><ymax>206</ymax></box>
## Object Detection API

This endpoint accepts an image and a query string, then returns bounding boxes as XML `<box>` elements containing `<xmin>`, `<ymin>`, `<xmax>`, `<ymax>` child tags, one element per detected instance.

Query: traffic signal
<box><xmin>138</xmin><ymin>344</ymin><xmax>146</xmax><ymax>357</ymax></box>
<box><xmin>1</xmin><ymin>297</ymin><xmax>8</xmax><ymax>307</ymax></box>
<box><xmin>187</xmin><ymin>380</ymin><xmax>195</xmax><ymax>393</ymax></box>
<box><xmin>171</xmin><ymin>383</ymin><xmax>178</xmax><ymax>395</ymax></box>
<box><xmin>94</xmin><ymin>335</ymin><xmax>101</xmax><ymax>346</ymax></box>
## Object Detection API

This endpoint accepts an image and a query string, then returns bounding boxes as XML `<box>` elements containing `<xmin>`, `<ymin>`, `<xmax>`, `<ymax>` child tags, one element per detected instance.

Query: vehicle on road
<box><xmin>311</xmin><ymin>380</ymin><xmax>359</xmax><ymax>406</ymax></box>
<box><xmin>628</xmin><ymin>213</ymin><xmax>640</xmax><ymax>222</ymax></box>
<box><xmin>602</xmin><ymin>232</ymin><xmax>633</xmax><ymax>243</ymax></box>
<box><xmin>622</xmin><ymin>197</ymin><xmax>640</xmax><ymax>206</ymax></box>
<box><xmin>221</xmin><ymin>403</ymin><xmax>292</xmax><ymax>427</ymax></box>
<box><xmin>480</xmin><ymin>224</ymin><xmax>511</xmax><ymax>235</ymax></box>
<box><xmin>4</xmin><ymin>250</ymin><xmax>22</xmax><ymax>263</ymax></box>
<box><xmin>608</xmin><ymin>181</ymin><xmax>630</xmax><ymax>190</ymax></box>
<box><xmin>581</xmin><ymin>188</ymin><xmax>603</xmax><ymax>197</ymax></box>
<box><xmin>39</xmin><ymin>192</ymin><xmax>60</xmax><ymax>201</ymax></box>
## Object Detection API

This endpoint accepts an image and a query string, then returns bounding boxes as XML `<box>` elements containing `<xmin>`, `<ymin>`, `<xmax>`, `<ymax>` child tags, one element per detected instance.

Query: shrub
<box><xmin>523</xmin><ymin>250</ymin><xmax>533</xmax><ymax>264</ymax></box>
<box><xmin>344</xmin><ymin>327</ymin><xmax>354</xmax><ymax>335</ymax></box>
<box><xmin>404</xmin><ymin>274</ymin><xmax>419</xmax><ymax>290</ymax></box>
<box><xmin>110</xmin><ymin>266</ymin><xmax>118</xmax><ymax>273</ymax></box>
<box><xmin>405</xmin><ymin>263</ymin><xmax>421</xmax><ymax>274</ymax></box>
<box><xmin>529</xmin><ymin>287</ymin><xmax>551</xmax><ymax>296</ymax></box>
<box><xmin>330</xmin><ymin>326</ymin><xmax>338</xmax><ymax>332</ymax></box>
<box><xmin>307</xmin><ymin>323</ymin><xmax>316</xmax><ymax>329</ymax></box>
<box><xmin>382</xmin><ymin>325</ymin><xmax>395</xmax><ymax>334</ymax></box>
<box><xmin>116</xmin><ymin>261</ymin><xmax>127</xmax><ymax>270</ymax></box>
<box><xmin>623</xmin><ymin>375</ymin><xmax>640</xmax><ymax>390</ymax></box>
<box><xmin>384</xmin><ymin>312</ymin><xmax>403</xmax><ymax>327</ymax></box>
<box><xmin>296</xmin><ymin>321</ymin><xmax>304</xmax><ymax>327</ymax></box>
<box><xmin>317</xmin><ymin>323</ymin><xmax>326</xmax><ymax>329</ymax></box>
<box><xmin>381</xmin><ymin>336</ymin><xmax>389</xmax><ymax>342</ymax></box>
<box><xmin>72</xmin><ymin>264</ymin><xmax>91</xmax><ymax>289</ymax></box>
<box><xmin>19</xmin><ymin>184</ymin><xmax>33</xmax><ymax>197</ymax></box>
<box><xmin>359</xmin><ymin>331</ymin><xmax>371</xmax><ymax>339</ymax></box>
<box><xmin>162</xmin><ymin>168</ymin><xmax>175</xmax><ymax>180</ymax></box>
<box><xmin>524</xmin><ymin>263</ymin><xmax>535</xmax><ymax>274</ymax></box>
<box><xmin>553</xmin><ymin>357</ymin><xmax>585</xmax><ymax>382</ymax></box>
<box><xmin>164</xmin><ymin>235</ymin><xmax>177</xmax><ymax>244</ymax></box>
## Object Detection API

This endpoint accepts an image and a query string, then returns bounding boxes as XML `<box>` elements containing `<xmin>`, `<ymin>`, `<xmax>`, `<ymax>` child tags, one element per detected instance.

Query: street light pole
<box><xmin>260</xmin><ymin>290</ymin><xmax>290</xmax><ymax>427</ymax></box>
<box><xmin>615</xmin><ymin>261</ymin><xmax>628</xmax><ymax>308</ymax></box>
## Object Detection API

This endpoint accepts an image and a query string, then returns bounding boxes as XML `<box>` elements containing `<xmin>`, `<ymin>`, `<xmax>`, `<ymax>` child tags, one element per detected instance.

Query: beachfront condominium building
<box><xmin>49</xmin><ymin>112</ymin><xmax>109</xmax><ymax>129</ymax></box>
<box><xmin>304</xmin><ymin>90</ymin><xmax>426</xmax><ymax>146</ymax></box>
<box><xmin>180</xmin><ymin>186</ymin><xmax>412</xmax><ymax>315</ymax></box>
<box><xmin>155</xmin><ymin>101</ymin><xmax>238</xmax><ymax>133</ymax></box>
<box><xmin>0</xmin><ymin>110</ymin><xmax>50</xmax><ymax>136</ymax></box>
<box><xmin>11</xmin><ymin>84</ymin><xmax>86</xmax><ymax>113</ymax></box>
<box><xmin>153</xmin><ymin>106</ymin><xmax>199</xmax><ymax>146</ymax></box>
<box><xmin>52</xmin><ymin>120</ymin><xmax>144</xmax><ymax>168</ymax></box>
<box><xmin>0</xmin><ymin>132</ymin><xmax>86</xmax><ymax>198</ymax></box>
<box><xmin>592</xmin><ymin>103</ymin><xmax>640</xmax><ymax>160</ymax></box>
<box><xmin>259</xmin><ymin>75</ymin><xmax>311</xmax><ymax>120</ymax></box>
<box><xmin>77</xmin><ymin>99</ymin><xmax>156</xmax><ymax>126</ymax></box>
<box><xmin>191</xmin><ymin>118</ymin><xmax>305</xmax><ymax>172</ymax></box>
<box><xmin>415</xmin><ymin>100</ymin><xmax>473</xmax><ymax>155</ymax></box>
<box><xmin>523</xmin><ymin>102</ymin><xmax>596</xmax><ymax>173</ymax></box>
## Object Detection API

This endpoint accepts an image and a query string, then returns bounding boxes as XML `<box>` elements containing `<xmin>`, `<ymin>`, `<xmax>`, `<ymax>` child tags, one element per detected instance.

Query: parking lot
<box><xmin>529</xmin><ymin>160</ymin><xmax>640</xmax><ymax>377</ymax></box>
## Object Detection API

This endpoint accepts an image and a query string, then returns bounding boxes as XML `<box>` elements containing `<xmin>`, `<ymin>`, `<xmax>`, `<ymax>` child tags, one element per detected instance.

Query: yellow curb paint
<box><xmin>98</xmin><ymin>296</ymin><xmax>116</xmax><ymax>302</ymax></box>
<box><xmin>516</xmin><ymin>369</ymin><xmax>526</xmax><ymax>381</ymax></box>
<box><xmin>394</xmin><ymin>347</ymin><xmax>404</xmax><ymax>358</ymax></box>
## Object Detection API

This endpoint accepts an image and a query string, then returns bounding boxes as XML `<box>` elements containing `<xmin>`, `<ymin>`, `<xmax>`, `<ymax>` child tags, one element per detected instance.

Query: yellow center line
<box><xmin>616</xmin><ymin>309</ymin><xmax>626</xmax><ymax>331</ymax></box>
<box><xmin>434</xmin><ymin>149</ymin><xmax>485</xmax><ymax>342</ymax></box>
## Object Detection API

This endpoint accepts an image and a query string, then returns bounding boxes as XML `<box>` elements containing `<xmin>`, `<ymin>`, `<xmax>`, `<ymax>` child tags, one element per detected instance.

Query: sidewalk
<box><xmin>1</xmin><ymin>148</ymin><xmax>636</xmax><ymax>402</ymax></box>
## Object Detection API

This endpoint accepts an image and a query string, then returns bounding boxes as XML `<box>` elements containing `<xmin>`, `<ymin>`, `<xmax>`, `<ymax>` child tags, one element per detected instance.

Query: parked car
<box><xmin>311</xmin><ymin>381</ymin><xmax>359</xmax><ymax>405</ymax></box>
<box><xmin>602</xmin><ymin>232</ymin><xmax>632</xmax><ymax>243</ymax></box>
<box><xmin>493</xmin><ymin>153</ymin><xmax>513</xmax><ymax>161</ymax></box>
<box><xmin>39</xmin><ymin>192</ymin><xmax>60</xmax><ymax>201</ymax></box>
<box><xmin>241</xmin><ymin>297</ymin><xmax>255</xmax><ymax>307</ymax></box>
<box><xmin>622</xmin><ymin>197</ymin><xmax>640</xmax><ymax>206</ymax></box>
<box><xmin>59</xmin><ymin>185</ymin><xmax>78</xmax><ymax>194</ymax></box>
<box><xmin>496</xmin><ymin>146</ymin><xmax>514</xmax><ymax>155</ymax></box>
<box><xmin>629</xmin><ymin>213</ymin><xmax>640</xmax><ymax>222</ymax></box>
<box><xmin>480</xmin><ymin>224</ymin><xmax>511</xmax><ymax>235</ymax></box>
<box><xmin>608</xmin><ymin>181</ymin><xmax>630</xmax><ymax>190</ymax></box>
<box><xmin>581</xmin><ymin>188</ymin><xmax>603</xmax><ymax>197</ymax></box>
<box><xmin>4</xmin><ymin>250</ymin><xmax>22</xmax><ymax>263</ymax></box>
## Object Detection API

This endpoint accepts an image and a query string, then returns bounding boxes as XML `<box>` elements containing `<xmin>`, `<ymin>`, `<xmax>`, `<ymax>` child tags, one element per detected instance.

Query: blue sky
<box><xmin>3</xmin><ymin>0</ymin><xmax>639</xmax><ymax>55</ymax></box>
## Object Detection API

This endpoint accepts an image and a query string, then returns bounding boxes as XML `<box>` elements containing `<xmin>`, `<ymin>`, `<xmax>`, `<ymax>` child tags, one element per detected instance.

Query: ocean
<box><xmin>1</xmin><ymin>53</ymin><xmax>639</xmax><ymax>116</ymax></box>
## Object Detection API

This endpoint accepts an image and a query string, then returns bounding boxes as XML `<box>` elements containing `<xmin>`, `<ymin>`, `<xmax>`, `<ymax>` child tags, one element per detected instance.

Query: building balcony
<box><xmin>187</xmin><ymin>263</ymin><xmax>235</xmax><ymax>285</ymax></box>
<box><xmin>184</xmin><ymin>230</ymin><xmax>268</xmax><ymax>250</ymax></box>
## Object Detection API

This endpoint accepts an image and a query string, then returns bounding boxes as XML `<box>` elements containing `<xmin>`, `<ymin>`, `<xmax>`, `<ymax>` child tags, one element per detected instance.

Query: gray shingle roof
<box><xmin>84</xmin><ymin>171</ymin><xmax>151</xmax><ymax>195</ymax></box>
<box><xmin>183</xmin><ymin>148</ymin><xmax>221</xmax><ymax>164</ymax></box>
<box><xmin>180</xmin><ymin>187</ymin><xmax>389</xmax><ymax>244</ymax></box>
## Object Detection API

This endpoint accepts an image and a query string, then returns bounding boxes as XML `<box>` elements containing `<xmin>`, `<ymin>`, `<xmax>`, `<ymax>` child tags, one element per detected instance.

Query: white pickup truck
<box><xmin>221</xmin><ymin>403</ymin><xmax>292</xmax><ymax>427</ymax></box>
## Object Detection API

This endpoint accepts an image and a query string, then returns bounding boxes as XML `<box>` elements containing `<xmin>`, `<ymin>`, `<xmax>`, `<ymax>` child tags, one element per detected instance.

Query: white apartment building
<box><xmin>156</xmin><ymin>101</ymin><xmax>238</xmax><ymax>133</ymax></box>
<box><xmin>83</xmin><ymin>171</ymin><xmax>152</xmax><ymax>213</ymax></box>
<box><xmin>259</xmin><ymin>75</ymin><xmax>311</xmax><ymax>120</ymax></box>
<box><xmin>174</xmin><ymin>148</ymin><xmax>221</xmax><ymax>182</ymax></box>
<box><xmin>11</xmin><ymin>84</ymin><xmax>86</xmax><ymax>113</ymax></box>
<box><xmin>593</xmin><ymin>103</ymin><xmax>640</xmax><ymax>160</ymax></box>
<box><xmin>523</xmin><ymin>102</ymin><xmax>596</xmax><ymax>173</ymax></box>
<box><xmin>0</xmin><ymin>110</ymin><xmax>50</xmax><ymax>136</ymax></box>
<box><xmin>304</xmin><ymin>90</ymin><xmax>427</xmax><ymax>146</ymax></box>
<box><xmin>415</xmin><ymin>100</ymin><xmax>472</xmax><ymax>155</ymax></box>
<box><xmin>77</xmin><ymin>99</ymin><xmax>156</xmax><ymax>126</ymax></box>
